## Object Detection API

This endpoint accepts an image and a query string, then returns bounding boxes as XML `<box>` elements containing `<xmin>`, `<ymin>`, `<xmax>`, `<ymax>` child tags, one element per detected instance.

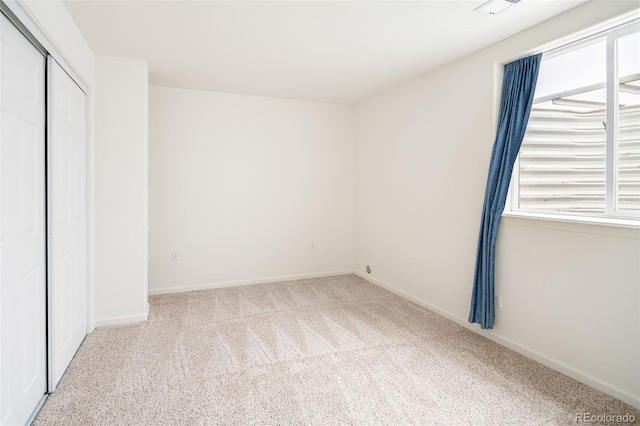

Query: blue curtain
<box><xmin>469</xmin><ymin>54</ymin><xmax>542</xmax><ymax>329</ymax></box>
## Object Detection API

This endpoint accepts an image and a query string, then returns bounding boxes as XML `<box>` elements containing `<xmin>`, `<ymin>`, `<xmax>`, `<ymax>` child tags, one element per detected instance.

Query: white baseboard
<box><xmin>354</xmin><ymin>270</ymin><xmax>640</xmax><ymax>410</ymax></box>
<box><xmin>95</xmin><ymin>311</ymin><xmax>148</xmax><ymax>327</ymax></box>
<box><xmin>148</xmin><ymin>270</ymin><xmax>354</xmax><ymax>296</ymax></box>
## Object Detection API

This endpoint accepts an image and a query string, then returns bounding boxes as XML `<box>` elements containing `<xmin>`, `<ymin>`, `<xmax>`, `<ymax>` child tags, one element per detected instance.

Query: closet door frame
<box><xmin>1</xmin><ymin>0</ymin><xmax>91</xmax><ymax>396</ymax></box>
<box><xmin>0</xmin><ymin>2</ymin><xmax>89</xmax><ymax>94</ymax></box>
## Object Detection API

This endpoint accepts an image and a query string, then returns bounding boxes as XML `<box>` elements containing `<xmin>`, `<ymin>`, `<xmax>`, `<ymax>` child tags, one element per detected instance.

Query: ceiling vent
<box><xmin>474</xmin><ymin>0</ymin><xmax>521</xmax><ymax>15</ymax></box>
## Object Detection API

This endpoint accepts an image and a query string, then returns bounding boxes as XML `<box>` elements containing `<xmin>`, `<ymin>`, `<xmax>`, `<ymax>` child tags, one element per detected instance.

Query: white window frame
<box><xmin>505</xmin><ymin>19</ymin><xmax>640</xmax><ymax>229</ymax></box>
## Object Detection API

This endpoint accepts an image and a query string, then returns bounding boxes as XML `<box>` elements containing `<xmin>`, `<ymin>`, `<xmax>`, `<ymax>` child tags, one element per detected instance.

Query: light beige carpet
<box><xmin>34</xmin><ymin>275</ymin><xmax>638</xmax><ymax>425</ymax></box>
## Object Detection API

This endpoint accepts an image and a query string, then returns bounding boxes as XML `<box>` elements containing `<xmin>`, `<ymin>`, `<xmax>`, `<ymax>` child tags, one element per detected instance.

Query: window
<box><xmin>507</xmin><ymin>21</ymin><xmax>640</xmax><ymax>223</ymax></box>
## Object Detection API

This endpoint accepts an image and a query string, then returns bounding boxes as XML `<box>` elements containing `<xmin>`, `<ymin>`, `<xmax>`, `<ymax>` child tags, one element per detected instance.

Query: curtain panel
<box><xmin>469</xmin><ymin>53</ymin><xmax>542</xmax><ymax>329</ymax></box>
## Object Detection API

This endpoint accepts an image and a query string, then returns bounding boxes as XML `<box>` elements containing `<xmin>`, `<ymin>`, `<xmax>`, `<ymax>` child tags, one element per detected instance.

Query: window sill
<box><xmin>501</xmin><ymin>211</ymin><xmax>640</xmax><ymax>239</ymax></box>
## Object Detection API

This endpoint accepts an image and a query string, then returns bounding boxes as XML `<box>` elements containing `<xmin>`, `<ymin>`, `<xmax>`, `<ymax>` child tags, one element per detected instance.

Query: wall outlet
<box><xmin>496</xmin><ymin>294</ymin><xmax>503</xmax><ymax>310</ymax></box>
<box><xmin>171</xmin><ymin>250</ymin><xmax>179</xmax><ymax>261</ymax></box>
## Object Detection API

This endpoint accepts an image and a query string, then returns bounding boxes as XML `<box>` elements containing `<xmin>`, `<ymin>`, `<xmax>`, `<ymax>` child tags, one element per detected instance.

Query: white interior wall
<box><xmin>355</xmin><ymin>1</ymin><xmax>640</xmax><ymax>408</ymax></box>
<box><xmin>148</xmin><ymin>86</ymin><xmax>355</xmax><ymax>294</ymax></box>
<box><xmin>94</xmin><ymin>56</ymin><xmax>148</xmax><ymax>325</ymax></box>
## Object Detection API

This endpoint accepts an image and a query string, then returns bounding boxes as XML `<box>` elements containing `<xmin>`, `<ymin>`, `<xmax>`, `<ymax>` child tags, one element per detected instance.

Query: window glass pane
<box><xmin>617</xmin><ymin>31</ymin><xmax>640</xmax><ymax>213</ymax></box>
<box><xmin>518</xmin><ymin>42</ymin><xmax>606</xmax><ymax>214</ymax></box>
<box><xmin>618</xmin><ymin>31</ymin><xmax>640</xmax><ymax>78</ymax></box>
<box><xmin>534</xmin><ymin>41</ymin><xmax>605</xmax><ymax>100</ymax></box>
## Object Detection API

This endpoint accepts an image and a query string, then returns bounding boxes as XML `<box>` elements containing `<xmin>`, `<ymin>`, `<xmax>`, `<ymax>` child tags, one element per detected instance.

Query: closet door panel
<box><xmin>48</xmin><ymin>57</ymin><xmax>87</xmax><ymax>390</ymax></box>
<box><xmin>0</xmin><ymin>12</ymin><xmax>47</xmax><ymax>425</ymax></box>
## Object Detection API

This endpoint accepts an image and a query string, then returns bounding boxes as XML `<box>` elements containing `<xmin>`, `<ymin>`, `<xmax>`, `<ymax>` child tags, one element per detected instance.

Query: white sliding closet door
<box><xmin>48</xmin><ymin>58</ymin><xmax>87</xmax><ymax>390</ymax></box>
<box><xmin>0</xmin><ymin>13</ymin><xmax>47</xmax><ymax>425</ymax></box>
